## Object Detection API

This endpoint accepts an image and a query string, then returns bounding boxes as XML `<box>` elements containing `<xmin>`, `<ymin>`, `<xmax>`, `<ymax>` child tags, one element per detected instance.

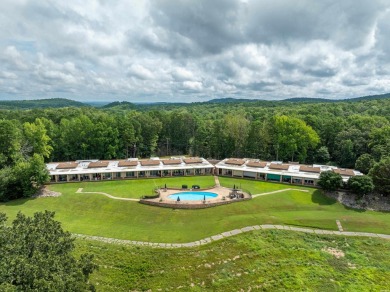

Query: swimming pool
<box><xmin>168</xmin><ymin>191</ymin><xmax>218</xmax><ymax>201</ymax></box>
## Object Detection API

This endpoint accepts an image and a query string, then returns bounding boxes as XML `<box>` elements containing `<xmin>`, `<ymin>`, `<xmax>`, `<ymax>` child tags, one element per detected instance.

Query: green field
<box><xmin>0</xmin><ymin>177</ymin><xmax>389</xmax><ymax>242</ymax></box>
<box><xmin>76</xmin><ymin>230</ymin><xmax>390</xmax><ymax>291</ymax></box>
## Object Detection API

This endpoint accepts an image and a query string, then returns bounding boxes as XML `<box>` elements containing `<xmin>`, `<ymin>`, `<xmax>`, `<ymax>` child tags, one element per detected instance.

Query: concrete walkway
<box><xmin>252</xmin><ymin>188</ymin><xmax>309</xmax><ymax>198</ymax></box>
<box><xmin>214</xmin><ymin>176</ymin><xmax>221</xmax><ymax>187</ymax></box>
<box><xmin>336</xmin><ymin>220</ymin><xmax>344</xmax><ymax>232</ymax></box>
<box><xmin>73</xmin><ymin>224</ymin><xmax>390</xmax><ymax>249</ymax></box>
<box><xmin>76</xmin><ymin>188</ymin><xmax>140</xmax><ymax>201</ymax></box>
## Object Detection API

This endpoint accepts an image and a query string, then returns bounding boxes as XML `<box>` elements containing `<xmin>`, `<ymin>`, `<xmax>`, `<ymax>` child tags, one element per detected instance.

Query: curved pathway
<box><xmin>73</xmin><ymin>224</ymin><xmax>390</xmax><ymax>248</ymax></box>
<box><xmin>252</xmin><ymin>188</ymin><xmax>309</xmax><ymax>198</ymax></box>
<box><xmin>76</xmin><ymin>188</ymin><xmax>140</xmax><ymax>201</ymax></box>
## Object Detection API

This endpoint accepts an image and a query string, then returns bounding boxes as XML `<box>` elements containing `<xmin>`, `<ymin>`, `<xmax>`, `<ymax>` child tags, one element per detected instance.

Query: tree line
<box><xmin>0</xmin><ymin>97</ymin><xmax>389</xmax><ymax>199</ymax></box>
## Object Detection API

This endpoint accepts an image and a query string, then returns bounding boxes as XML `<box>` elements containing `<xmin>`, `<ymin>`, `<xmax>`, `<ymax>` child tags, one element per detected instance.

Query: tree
<box><xmin>272</xmin><ymin>115</ymin><xmax>320</xmax><ymax>162</ymax></box>
<box><xmin>334</xmin><ymin>138</ymin><xmax>356</xmax><ymax>168</ymax></box>
<box><xmin>347</xmin><ymin>175</ymin><xmax>374</xmax><ymax>198</ymax></box>
<box><xmin>245</xmin><ymin>120</ymin><xmax>272</xmax><ymax>160</ymax></box>
<box><xmin>136</xmin><ymin>113</ymin><xmax>162</xmax><ymax>157</ymax></box>
<box><xmin>369</xmin><ymin>157</ymin><xmax>390</xmax><ymax>196</ymax></box>
<box><xmin>12</xmin><ymin>154</ymin><xmax>50</xmax><ymax>198</ymax></box>
<box><xmin>369</xmin><ymin>126</ymin><xmax>390</xmax><ymax>161</ymax></box>
<box><xmin>118</xmin><ymin>114</ymin><xmax>137</xmax><ymax>158</ymax></box>
<box><xmin>165</xmin><ymin>110</ymin><xmax>197</xmax><ymax>155</ymax></box>
<box><xmin>317</xmin><ymin>171</ymin><xmax>343</xmax><ymax>191</ymax></box>
<box><xmin>355</xmin><ymin>154</ymin><xmax>375</xmax><ymax>174</ymax></box>
<box><xmin>0</xmin><ymin>211</ymin><xmax>96</xmax><ymax>291</ymax></box>
<box><xmin>315</xmin><ymin>146</ymin><xmax>330</xmax><ymax>163</ymax></box>
<box><xmin>0</xmin><ymin>166</ymin><xmax>17</xmax><ymax>201</ymax></box>
<box><xmin>224</xmin><ymin>113</ymin><xmax>250</xmax><ymax>157</ymax></box>
<box><xmin>23</xmin><ymin>118</ymin><xmax>53</xmax><ymax>159</ymax></box>
<box><xmin>0</xmin><ymin>119</ymin><xmax>22</xmax><ymax>167</ymax></box>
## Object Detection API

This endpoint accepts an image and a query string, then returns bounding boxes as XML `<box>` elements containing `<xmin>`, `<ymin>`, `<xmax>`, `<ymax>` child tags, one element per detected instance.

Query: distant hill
<box><xmin>101</xmin><ymin>101</ymin><xmax>137</xmax><ymax>110</ymax></box>
<box><xmin>209</xmin><ymin>93</ymin><xmax>390</xmax><ymax>104</ymax></box>
<box><xmin>281</xmin><ymin>93</ymin><xmax>390</xmax><ymax>103</ymax></box>
<box><xmin>206</xmin><ymin>98</ymin><xmax>255</xmax><ymax>103</ymax></box>
<box><xmin>0</xmin><ymin>98</ymin><xmax>86</xmax><ymax>109</ymax></box>
<box><xmin>346</xmin><ymin>92</ymin><xmax>390</xmax><ymax>102</ymax></box>
<box><xmin>83</xmin><ymin>101</ymin><xmax>111</xmax><ymax>107</ymax></box>
<box><xmin>1</xmin><ymin>92</ymin><xmax>389</xmax><ymax>110</ymax></box>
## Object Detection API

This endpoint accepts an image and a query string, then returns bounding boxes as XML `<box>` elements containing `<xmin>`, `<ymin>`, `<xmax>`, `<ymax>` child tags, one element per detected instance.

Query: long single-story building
<box><xmin>46</xmin><ymin>157</ymin><xmax>362</xmax><ymax>185</ymax></box>
<box><xmin>46</xmin><ymin>157</ymin><xmax>214</xmax><ymax>182</ymax></box>
<box><xmin>215</xmin><ymin>158</ymin><xmax>362</xmax><ymax>186</ymax></box>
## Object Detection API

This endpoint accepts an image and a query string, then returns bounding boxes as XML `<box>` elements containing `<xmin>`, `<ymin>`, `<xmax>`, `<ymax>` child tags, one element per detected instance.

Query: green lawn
<box><xmin>219</xmin><ymin>176</ymin><xmax>315</xmax><ymax>194</ymax></box>
<box><xmin>61</xmin><ymin>175</ymin><xmax>216</xmax><ymax>199</ymax></box>
<box><xmin>75</xmin><ymin>230</ymin><xmax>390</xmax><ymax>291</ymax></box>
<box><xmin>0</xmin><ymin>177</ymin><xmax>389</xmax><ymax>242</ymax></box>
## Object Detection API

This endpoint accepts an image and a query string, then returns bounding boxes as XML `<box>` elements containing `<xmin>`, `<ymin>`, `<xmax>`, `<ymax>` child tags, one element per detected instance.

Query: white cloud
<box><xmin>172</xmin><ymin>67</ymin><xmax>196</xmax><ymax>81</ymax></box>
<box><xmin>0</xmin><ymin>0</ymin><xmax>389</xmax><ymax>101</ymax></box>
<box><xmin>183</xmin><ymin>81</ymin><xmax>203</xmax><ymax>91</ymax></box>
<box><xmin>128</xmin><ymin>64</ymin><xmax>155</xmax><ymax>80</ymax></box>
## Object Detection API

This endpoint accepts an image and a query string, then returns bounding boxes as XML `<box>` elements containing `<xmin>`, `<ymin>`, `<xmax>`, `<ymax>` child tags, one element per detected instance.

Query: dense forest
<box><xmin>0</xmin><ymin>97</ymin><xmax>390</xmax><ymax>199</ymax></box>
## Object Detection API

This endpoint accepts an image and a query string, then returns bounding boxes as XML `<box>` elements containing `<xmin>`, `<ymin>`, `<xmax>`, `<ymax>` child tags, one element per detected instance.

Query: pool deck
<box><xmin>147</xmin><ymin>186</ymin><xmax>251</xmax><ymax>205</ymax></box>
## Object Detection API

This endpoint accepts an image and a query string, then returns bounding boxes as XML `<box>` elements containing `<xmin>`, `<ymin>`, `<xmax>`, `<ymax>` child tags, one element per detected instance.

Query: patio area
<box><xmin>140</xmin><ymin>186</ymin><xmax>251</xmax><ymax>208</ymax></box>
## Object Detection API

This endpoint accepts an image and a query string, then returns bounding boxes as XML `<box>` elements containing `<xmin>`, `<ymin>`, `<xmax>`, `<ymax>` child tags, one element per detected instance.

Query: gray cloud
<box><xmin>0</xmin><ymin>0</ymin><xmax>389</xmax><ymax>102</ymax></box>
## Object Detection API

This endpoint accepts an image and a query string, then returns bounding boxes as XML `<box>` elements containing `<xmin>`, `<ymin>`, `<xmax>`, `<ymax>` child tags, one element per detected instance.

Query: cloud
<box><xmin>128</xmin><ymin>64</ymin><xmax>155</xmax><ymax>80</ymax></box>
<box><xmin>0</xmin><ymin>0</ymin><xmax>389</xmax><ymax>101</ymax></box>
<box><xmin>182</xmin><ymin>81</ymin><xmax>203</xmax><ymax>91</ymax></box>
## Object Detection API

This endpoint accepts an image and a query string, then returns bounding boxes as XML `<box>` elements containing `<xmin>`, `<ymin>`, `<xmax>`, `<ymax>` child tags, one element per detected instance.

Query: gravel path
<box><xmin>75</xmin><ymin>188</ymin><xmax>140</xmax><ymax>201</ymax></box>
<box><xmin>73</xmin><ymin>224</ymin><xmax>390</xmax><ymax>248</ymax></box>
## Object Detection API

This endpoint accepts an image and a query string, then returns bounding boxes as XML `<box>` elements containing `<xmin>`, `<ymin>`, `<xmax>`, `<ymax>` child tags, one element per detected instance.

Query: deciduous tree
<box><xmin>369</xmin><ymin>157</ymin><xmax>390</xmax><ymax>196</ymax></box>
<box><xmin>0</xmin><ymin>211</ymin><xmax>96</xmax><ymax>291</ymax></box>
<box><xmin>347</xmin><ymin>175</ymin><xmax>374</xmax><ymax>198</ymax></box>
<box><xmin>23</xmin><ymin>118</ymin><xmax>53</xmax><ymax>159</ymax></box>
<box><xmin>272</xmin><ymin>115</ymin><xmax>319</xmax><ymax>162</ymax></box>
<box><xmin>355</xmin><ymin>154</ymin><xmax>375</xmax><ymax>174</ymax></box>
<box><xmin>317</xmin><ymin>171</ymin><xmax>343</xmax><ymax>191</ymax></box>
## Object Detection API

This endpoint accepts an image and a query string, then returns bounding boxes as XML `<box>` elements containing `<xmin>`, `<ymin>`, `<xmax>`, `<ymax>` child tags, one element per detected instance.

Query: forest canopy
<box><xmin>0</xmin><ymin>97</ymin><xmax>388</xmax><ymax>165</ymax></box>
<box><xmin>0</xmin><ymin>97</ymin><xmax>390</xmax><ymax>198</ymax></box>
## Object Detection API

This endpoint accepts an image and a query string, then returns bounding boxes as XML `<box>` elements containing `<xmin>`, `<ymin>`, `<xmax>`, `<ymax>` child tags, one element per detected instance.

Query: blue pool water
<box><xmin>168</xmin><ymin>191</ymin><xmax>218</xmax><ymax>201</ymax></box>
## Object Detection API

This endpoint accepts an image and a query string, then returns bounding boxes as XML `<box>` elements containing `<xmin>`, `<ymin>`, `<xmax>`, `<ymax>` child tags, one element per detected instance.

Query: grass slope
<box><xmin>0</xmin><ymin>177</ymin><xmax>389</xmax><ymax>242</ymax></box>
<box><xmin>75</xmin><ymin>230</ymin><xmax>390</xmax><ymax>291</ymax></box>
<box><xmin>77</xmin><ymin>176</ymin><xmax>216</xmax><ymax>198</ymax></box>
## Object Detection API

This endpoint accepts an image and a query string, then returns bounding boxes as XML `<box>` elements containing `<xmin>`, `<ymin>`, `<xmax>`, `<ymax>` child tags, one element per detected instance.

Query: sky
<box><xmin>0</xmin><ymin>0</ymin><xmax>389</xmax><ymax>103</ymax></box>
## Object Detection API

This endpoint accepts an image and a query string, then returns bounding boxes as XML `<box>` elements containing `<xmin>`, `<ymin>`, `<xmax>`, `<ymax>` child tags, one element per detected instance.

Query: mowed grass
<box><xmin>0</xmin><ymin>177</ymin><xmax>389</xmax><ymax>242</ymax></box>
<box><xmin>58</xmin><ymin>175</ymin><xmax>216</xmax><ymax>199</ymax></box>
<box><xmin>219</xmin><ymin>176</ymin><xmax>315</xmax><ymax>194</ymax></box>
<box><xmin>75</xmin><ymin>230</ymin><xmax>390</xmax><ymax>291</ymax></box>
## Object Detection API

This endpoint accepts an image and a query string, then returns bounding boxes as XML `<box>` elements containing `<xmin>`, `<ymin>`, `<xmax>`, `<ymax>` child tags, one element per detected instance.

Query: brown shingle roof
<box><xmin>88</xmin><ymin>161</ymin><xmax>109</xmax><ymax>168</ymax></box>
<box><xmin>299</xmin><ymin>165</ymin><xmax>321</xmax><ymax>173</ymax></box>
<box><xmin>225</xmin><ymin>159</ymin><xmax>245</xmax><ymax>166</ymax></box>
<box><xmin>246</xmin><ymin>161</ymin><xmax>267</xmax><ymax>168</ymax></box>
<box><xmin>334</xmin><ymin>168</ymin><xmax>355</xmax><ymax>176</ymax></box>
<box><xmin>269</xmin><ymin>163</ymin><xmax>290</xmax><ymax>170</ymax></box>
<box><xmin>183</xmin><ymin>158</ymin><xmax>203</xmax><ymax>164</ymax></box>
<box><xmin>140</xmin><ymin>160</ymin><xmax>161</xmax><ymax>166</ymax></box>
<box><xmin>207</xmin><ymin>159</ymin><xmax>221</xmax><ymax>165</ymax></box>
<box><xmin>161</xmin><ymin>159</ymin><xmax>182</xmax><ymax>165</ymax></box>
<box><xmin>56</xmin><ymin>162</ymin><xmax>78</xmax><ymax>169</ymax></box>
<box><xmin>118</xmin><ymin>160</ymin><xmax>138</xmax><ymax>167</ymax></box>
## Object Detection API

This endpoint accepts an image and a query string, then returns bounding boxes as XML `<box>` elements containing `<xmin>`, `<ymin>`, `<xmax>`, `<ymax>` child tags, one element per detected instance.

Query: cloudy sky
<box><xmin>0</xmin><ymin>0</ymin><xmax>389</xmax><ymax>102</ymax></box>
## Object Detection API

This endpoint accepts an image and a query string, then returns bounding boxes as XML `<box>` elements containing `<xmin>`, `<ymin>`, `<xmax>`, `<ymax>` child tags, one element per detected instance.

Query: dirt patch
<box><xmin>322</xmin><ymin>247</ymin><xmax>345</xmax><ymax>259</ymax></box>
<box><xmin>33</xmin><ymin>186</ymin><xmax>61</xmax><ymax>198</ymax></box>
